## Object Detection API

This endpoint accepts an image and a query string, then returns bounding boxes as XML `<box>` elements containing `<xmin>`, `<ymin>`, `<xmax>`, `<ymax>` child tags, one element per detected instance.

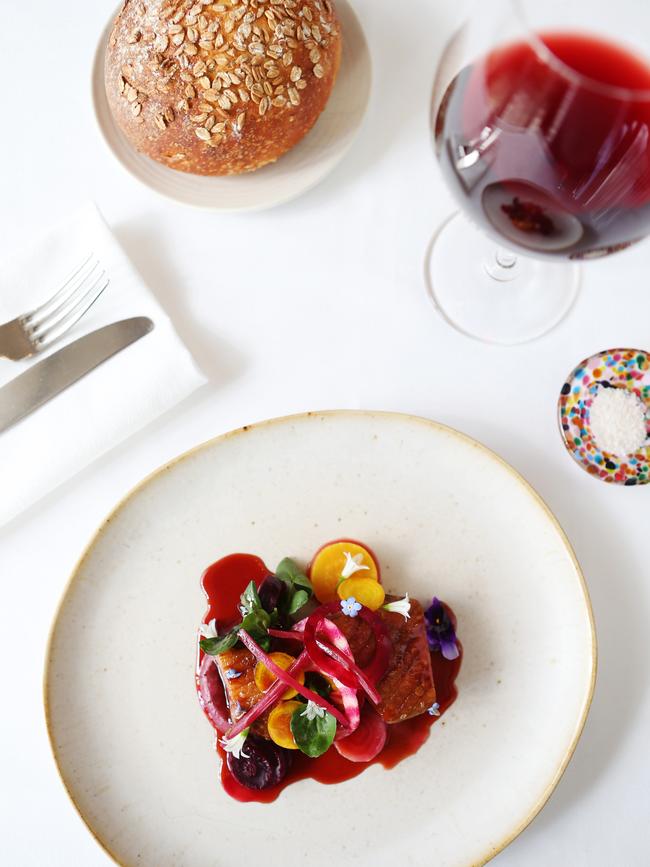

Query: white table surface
<box><xmin>1</xmin><ymin>1</ymin><xmax>649</xmax><ymax>864</ymax></box>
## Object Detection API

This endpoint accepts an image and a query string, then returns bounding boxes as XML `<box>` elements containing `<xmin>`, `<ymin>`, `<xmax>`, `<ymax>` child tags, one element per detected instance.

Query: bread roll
<box><xmin>105</xmin><ymin>0</ymin><xmax>342</xmax><ymax>175</ymax></box>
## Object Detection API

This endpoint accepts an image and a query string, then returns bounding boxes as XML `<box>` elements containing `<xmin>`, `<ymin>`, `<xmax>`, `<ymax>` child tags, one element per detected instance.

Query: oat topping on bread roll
<box><xmin>105</xmin><ymin>0</ymin><xmax>342</xmax><ymax>176</ymax></box>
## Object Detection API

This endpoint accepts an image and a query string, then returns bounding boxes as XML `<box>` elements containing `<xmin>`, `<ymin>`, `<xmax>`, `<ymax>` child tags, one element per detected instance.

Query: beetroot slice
<box><xmin>197</xmin><ymin>654</ymin><xmax>230</xmax><ymax>734</ymax></box>
<box><xmin>334</xmin><ymin>707</ymin><xmax>387</xmax><ymax>762</ymax></box>
<box><xmin>226</xmin><ymin>735</ymin><xmax>292</xmax><ymax>790</ymax></box>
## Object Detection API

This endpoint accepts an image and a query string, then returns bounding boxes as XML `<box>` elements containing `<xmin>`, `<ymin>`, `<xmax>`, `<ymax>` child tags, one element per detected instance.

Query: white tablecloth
<box><xmin>1</xmin><ymin>1</ymin><xmax>648</xmax><ymax>865</ymax></box>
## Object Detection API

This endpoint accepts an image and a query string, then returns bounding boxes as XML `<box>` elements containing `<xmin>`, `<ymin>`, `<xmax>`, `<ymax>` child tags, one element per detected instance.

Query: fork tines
<box><xmin>22</xmin><ymin>255</ymin><xmax>110</xmax><ymax>351</ymax></box>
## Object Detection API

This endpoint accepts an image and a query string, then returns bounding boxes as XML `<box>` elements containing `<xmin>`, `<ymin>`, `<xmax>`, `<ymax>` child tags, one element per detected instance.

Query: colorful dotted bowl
<box><xmin>558</xmin><ymin>349</ymin><xmax>650</xmax><ymax>486</ymax></box>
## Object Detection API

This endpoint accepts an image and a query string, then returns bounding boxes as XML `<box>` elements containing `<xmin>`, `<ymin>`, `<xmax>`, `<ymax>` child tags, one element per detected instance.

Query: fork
<box><xmin>0</xmin><ymin>255</ymin><xmax>110</xmax><ymax>360</ymax></box>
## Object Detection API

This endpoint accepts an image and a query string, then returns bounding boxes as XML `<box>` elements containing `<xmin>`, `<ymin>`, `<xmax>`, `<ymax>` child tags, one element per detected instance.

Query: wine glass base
<box><xmin>425</xmin><ymin>213</ymin><xmax>581</xmax><ymax>345</ymax></box>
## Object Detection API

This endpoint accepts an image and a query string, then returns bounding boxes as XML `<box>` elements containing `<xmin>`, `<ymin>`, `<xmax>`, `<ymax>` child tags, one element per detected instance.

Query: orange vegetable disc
<box><xmin>254</xmin><ymin>652</ymin><xmax>304</xmax><ymax>700</ymax></box>
<box><xmin>309</xmin><ymin>540</ymin><xmax>380</xmax><ymax>604</ymax></box>
<box><xmin>337</xmin><ymin>576</ymin><xmax>386</xmax><ymax>611</ymax></box>
<box><xmin>268</xmin><ymin>700</ymin><xmax>303</xmax><ymax>750</ymax></box>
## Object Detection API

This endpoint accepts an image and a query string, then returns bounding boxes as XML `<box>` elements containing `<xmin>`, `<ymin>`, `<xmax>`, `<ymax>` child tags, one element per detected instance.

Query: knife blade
<box><xmin>0</xmin><ymin>316</ymin><xmax>154</xmax><ymax>434</ymax></box>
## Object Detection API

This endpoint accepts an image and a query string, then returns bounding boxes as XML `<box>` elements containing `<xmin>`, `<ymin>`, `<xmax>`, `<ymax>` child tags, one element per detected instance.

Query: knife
<box><xmin>0</xmin><ymin>316</ymin><xmax>154</xmax><ymax>434</ymax></box>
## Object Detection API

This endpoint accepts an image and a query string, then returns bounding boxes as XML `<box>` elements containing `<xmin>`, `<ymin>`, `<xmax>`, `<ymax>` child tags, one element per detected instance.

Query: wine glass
<box><xmin>427</xmin><ymin>0</ymin><xmax>650</xmax><ymax>344</ymax></box>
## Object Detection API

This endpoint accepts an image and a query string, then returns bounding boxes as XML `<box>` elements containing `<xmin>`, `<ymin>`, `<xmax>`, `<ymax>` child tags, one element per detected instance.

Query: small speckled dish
<box><xmin>559</xmin><ymin>349</ymin><xmax>650</xmax><ymax>485</ymax></box>
<box><xmin>91</xmin><ymin>1</ymin><xmax>371</xmax><ymax>211</ymax></box>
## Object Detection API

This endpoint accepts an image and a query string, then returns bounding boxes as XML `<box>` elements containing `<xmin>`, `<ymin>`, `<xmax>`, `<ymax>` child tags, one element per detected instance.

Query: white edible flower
<box><xmin>199</xmin><ymin>618</ymin><xmax>218</xmax><ymax>639</ymax></box>
<box><xmin>341</xmin><ymin>551</ymin><xmax>370</xmax><ymax>579</ymax></box>
<box><xmin>383</xmin><ymin>594</ymin><xmax>411</xmax><ymax>620</ymax></box>
<box><xmin>220</xmin><ymin>727</ymin><xmax>250</xmax><ymax>759</ymax></box>
<box><xmin>301</xmin><ymin>700</ymin><xmax>326</xmax><ymax>721</ymax></box>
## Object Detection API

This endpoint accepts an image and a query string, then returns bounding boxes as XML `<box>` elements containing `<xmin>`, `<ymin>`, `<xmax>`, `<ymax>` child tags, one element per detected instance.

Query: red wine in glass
<box><xmin>435</xmin><ymin>32</ymin><xmax>650</xmax><ymax>260</ymax></box>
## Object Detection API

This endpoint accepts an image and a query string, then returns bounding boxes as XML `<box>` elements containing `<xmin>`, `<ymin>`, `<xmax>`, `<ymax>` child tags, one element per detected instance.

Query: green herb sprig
<box><xmin>290</xmin><ymin>704</ymin><xmax>337</xmax><ymax>757</ymax></box>
<box><xmin>276</xmin><ymin>558</ymin><xmax>313</xmax><ymax>618</ymax></box>
<box><xmin>200</xmin><ymin>557</ymin><xmax>315</xmax><ymax>657</ymax></box>
<box><xmin>200</xmin><ymin>580</ymin><xmax>274</xmax><ymax>656</ymax></box>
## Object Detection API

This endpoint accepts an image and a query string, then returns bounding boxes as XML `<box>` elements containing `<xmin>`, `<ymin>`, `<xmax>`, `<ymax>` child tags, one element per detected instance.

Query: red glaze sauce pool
<box><xmin>202</xmin><ymin>553</ymin><xmax>271</xmax><ymax>629</ymax></box>
<box><xmin>197</xmin><ymin>553</ymin><xmax>462</xmax><ymax>803</ymax></box>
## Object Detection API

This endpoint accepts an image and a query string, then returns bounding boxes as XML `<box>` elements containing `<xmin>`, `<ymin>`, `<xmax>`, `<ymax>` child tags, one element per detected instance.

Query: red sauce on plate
<box><xmin>202</xmin><ymin>553</ymin><xmax>272</xmax><ymax>629</ymax></box>
<box><xmin>198</xmin><ymin>553</ymin><xmax>462</xmax><ymax>803</ymax></box>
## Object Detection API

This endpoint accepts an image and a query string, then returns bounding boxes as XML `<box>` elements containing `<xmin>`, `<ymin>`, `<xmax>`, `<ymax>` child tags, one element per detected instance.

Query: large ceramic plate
<box><xmin>45</xmin><ymin>412</ymin><xmax>596</xmax><ymax>867</ymax></box>
<box><xmin>91</xmin><ymin>1</ymin><xmax>371</xmax><ymax>211</ymax></box>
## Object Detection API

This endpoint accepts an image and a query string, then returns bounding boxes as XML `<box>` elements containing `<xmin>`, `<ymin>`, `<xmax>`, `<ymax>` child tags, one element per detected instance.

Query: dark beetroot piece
<box><xmin>258</xmin><ymin>573</ymin><xmax>285</xmax><ymax>613</ymax></box>
<box><xmin>226</xmin><ymin>735</ymin><xmax>293</xmax><ymax>790</ymax></box>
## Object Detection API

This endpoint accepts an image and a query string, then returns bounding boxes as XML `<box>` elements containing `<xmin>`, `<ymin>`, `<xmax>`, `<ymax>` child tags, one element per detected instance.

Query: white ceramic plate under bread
<box><xmin>45</xmin><ymin>411</ymin><xmax>596</xmax><ymax>866</ymax></box>
<box><xmin>91</xmin><ymin>1</ymin><xmax>371</xmax><ymax>211</ymax></box>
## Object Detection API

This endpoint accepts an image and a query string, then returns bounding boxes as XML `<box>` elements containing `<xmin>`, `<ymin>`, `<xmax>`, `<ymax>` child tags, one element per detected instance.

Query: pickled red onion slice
<box><xmin>292</xmin><ymin>617</ymin><xmax>361</xmax><ymax>740</ymax></box>
<box><xmin>226</xmin><ymin>650</ymin><xmax>310</xmax><ymax>738</ymax></box>
<box><xmin>302</xmin><ymin>604</ymin><xmax>391</xmax><ymax>701</ymax></box>
<box><xmin>237</xmin><ymin>630</ymin><xmax>349</xmax><ymax>728</ymax></box>
<box><xmin>270</xmin><ymin>624</ymin><xmax>382</xmax><ymax>703</ymax></box>
<box><xmin>303</xmin><ymin>610</ymin><xmax>359</xmax><ymax>689</ymax></box>
<box><xmin>315</xmin><ymin>631</ymin><xmax>381</xmax><ymax>705</ymax></box>
<box><xmin>267</xmin><ymin>628</ymin><xmax>303</xmax><ymax>642</ymax></box>
<box><xmin>301</xmin><ymin>614</ymin><xmax>381</xmax><ymax>704</ymax></box>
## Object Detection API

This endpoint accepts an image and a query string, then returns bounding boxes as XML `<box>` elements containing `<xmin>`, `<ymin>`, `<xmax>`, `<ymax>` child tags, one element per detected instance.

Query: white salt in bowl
<box><xmin>558</xmin><ymin>347</ymin><xmax>650</xmax><ymax>485</ymax></box>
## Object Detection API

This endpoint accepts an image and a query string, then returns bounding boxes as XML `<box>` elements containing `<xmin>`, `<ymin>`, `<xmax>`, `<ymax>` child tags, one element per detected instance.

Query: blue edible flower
<box><xmin>340</xmin><ymin>596</ymin><xmax>362</xmax><ymax>618</ymax></box>
<box><xmin>425</xmin><ymin>597</ymin><xmax>459</xmax><ymax>660</ymax></box>
<box><xmin>225</xmin><ymin>669</ymin><xmax>242</xmax><ymax>680</ymax></box>
<box><xmin>427</xmin><ymin>702</ymin><xmax>441</xmax><ymax>717</ymax></box>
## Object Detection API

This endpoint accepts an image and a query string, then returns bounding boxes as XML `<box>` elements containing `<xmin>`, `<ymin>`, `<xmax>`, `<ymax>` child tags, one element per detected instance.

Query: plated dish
<box><xmin>196</xmin><ymin>541</ymin><xmax>461</xmax><ymax>800</ymax></box>
<box><xmin>92</xmin><ymin>0</ymin><xmax>370</xmax><ymax>209</ymax></box>
<box><xmin>45</xmin><ymin>411</ymin><xmax>595</xmax><ymax>867</ymax></box>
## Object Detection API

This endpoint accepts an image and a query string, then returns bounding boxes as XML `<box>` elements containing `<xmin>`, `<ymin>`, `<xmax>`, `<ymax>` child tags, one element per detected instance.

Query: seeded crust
<box><xmin>105</xmin><ymin>0</ymin><xmax>342</xmax><ymax>175</ymax></box>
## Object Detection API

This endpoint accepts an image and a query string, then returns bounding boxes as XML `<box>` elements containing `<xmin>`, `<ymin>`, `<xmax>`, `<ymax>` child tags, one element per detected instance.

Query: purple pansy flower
<box><xmin>425</xmin><ymin>597</ymin><xmax>459</xmax><ymax>660</ymax></box>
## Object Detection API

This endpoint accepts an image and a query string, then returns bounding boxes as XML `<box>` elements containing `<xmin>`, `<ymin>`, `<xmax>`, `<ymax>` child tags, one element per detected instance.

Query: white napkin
<box><xmin>0</xmin><ymin>203</ymin><xmax>206</xmax><ymax>526</ymax></box>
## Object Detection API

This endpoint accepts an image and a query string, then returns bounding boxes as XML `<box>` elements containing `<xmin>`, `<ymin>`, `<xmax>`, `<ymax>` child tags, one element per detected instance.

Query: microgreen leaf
<box><xmin>290</xmin><ymin>705</ymin><xmax>336</xmax><ymax>758</ymax></box>
<box><xmin>200</xmin><ymin>630</ymin><xmax>239</xmax><ymax>656</ymax></box>
<box><xmin>239</xmin><ymin>580</ymin><xmax>262</xmax><ymax>616</ymax></box>
<box><xmin>240</xmin><ymin>608</ymin><xmax>271</xmax><ymax>650</ymax></box>
<box><xmin>276</xmin><ymin>558</ymin><xmax>313</xmax><ymax>593</ymax></box>
<box><xmin>288</xmin><ymin>589</ymin><xmax>310</xmax><ymax>615</ymax></box>
<box><xmin>200</xmin><ymin>581</ymin><xmax>276</xmax><ymax>656</ymax></box>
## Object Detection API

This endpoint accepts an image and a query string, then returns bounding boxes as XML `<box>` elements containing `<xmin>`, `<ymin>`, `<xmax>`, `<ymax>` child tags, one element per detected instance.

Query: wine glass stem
<box><xmin>484</xmin><ymin>246</ymin><xmax>520</xmax><ymax>282</ymax></box>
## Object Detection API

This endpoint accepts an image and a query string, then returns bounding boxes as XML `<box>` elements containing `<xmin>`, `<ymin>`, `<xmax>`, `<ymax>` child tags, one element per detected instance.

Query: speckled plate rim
<box><xmin>90</xmin><ymin>1</ymin><xmax>372</xmax><ymax>212</ymax></box>
<box><xmin>43</xmin><ymin>410</ymin><xmax>597</xmax><ymax>867</ymax></box>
